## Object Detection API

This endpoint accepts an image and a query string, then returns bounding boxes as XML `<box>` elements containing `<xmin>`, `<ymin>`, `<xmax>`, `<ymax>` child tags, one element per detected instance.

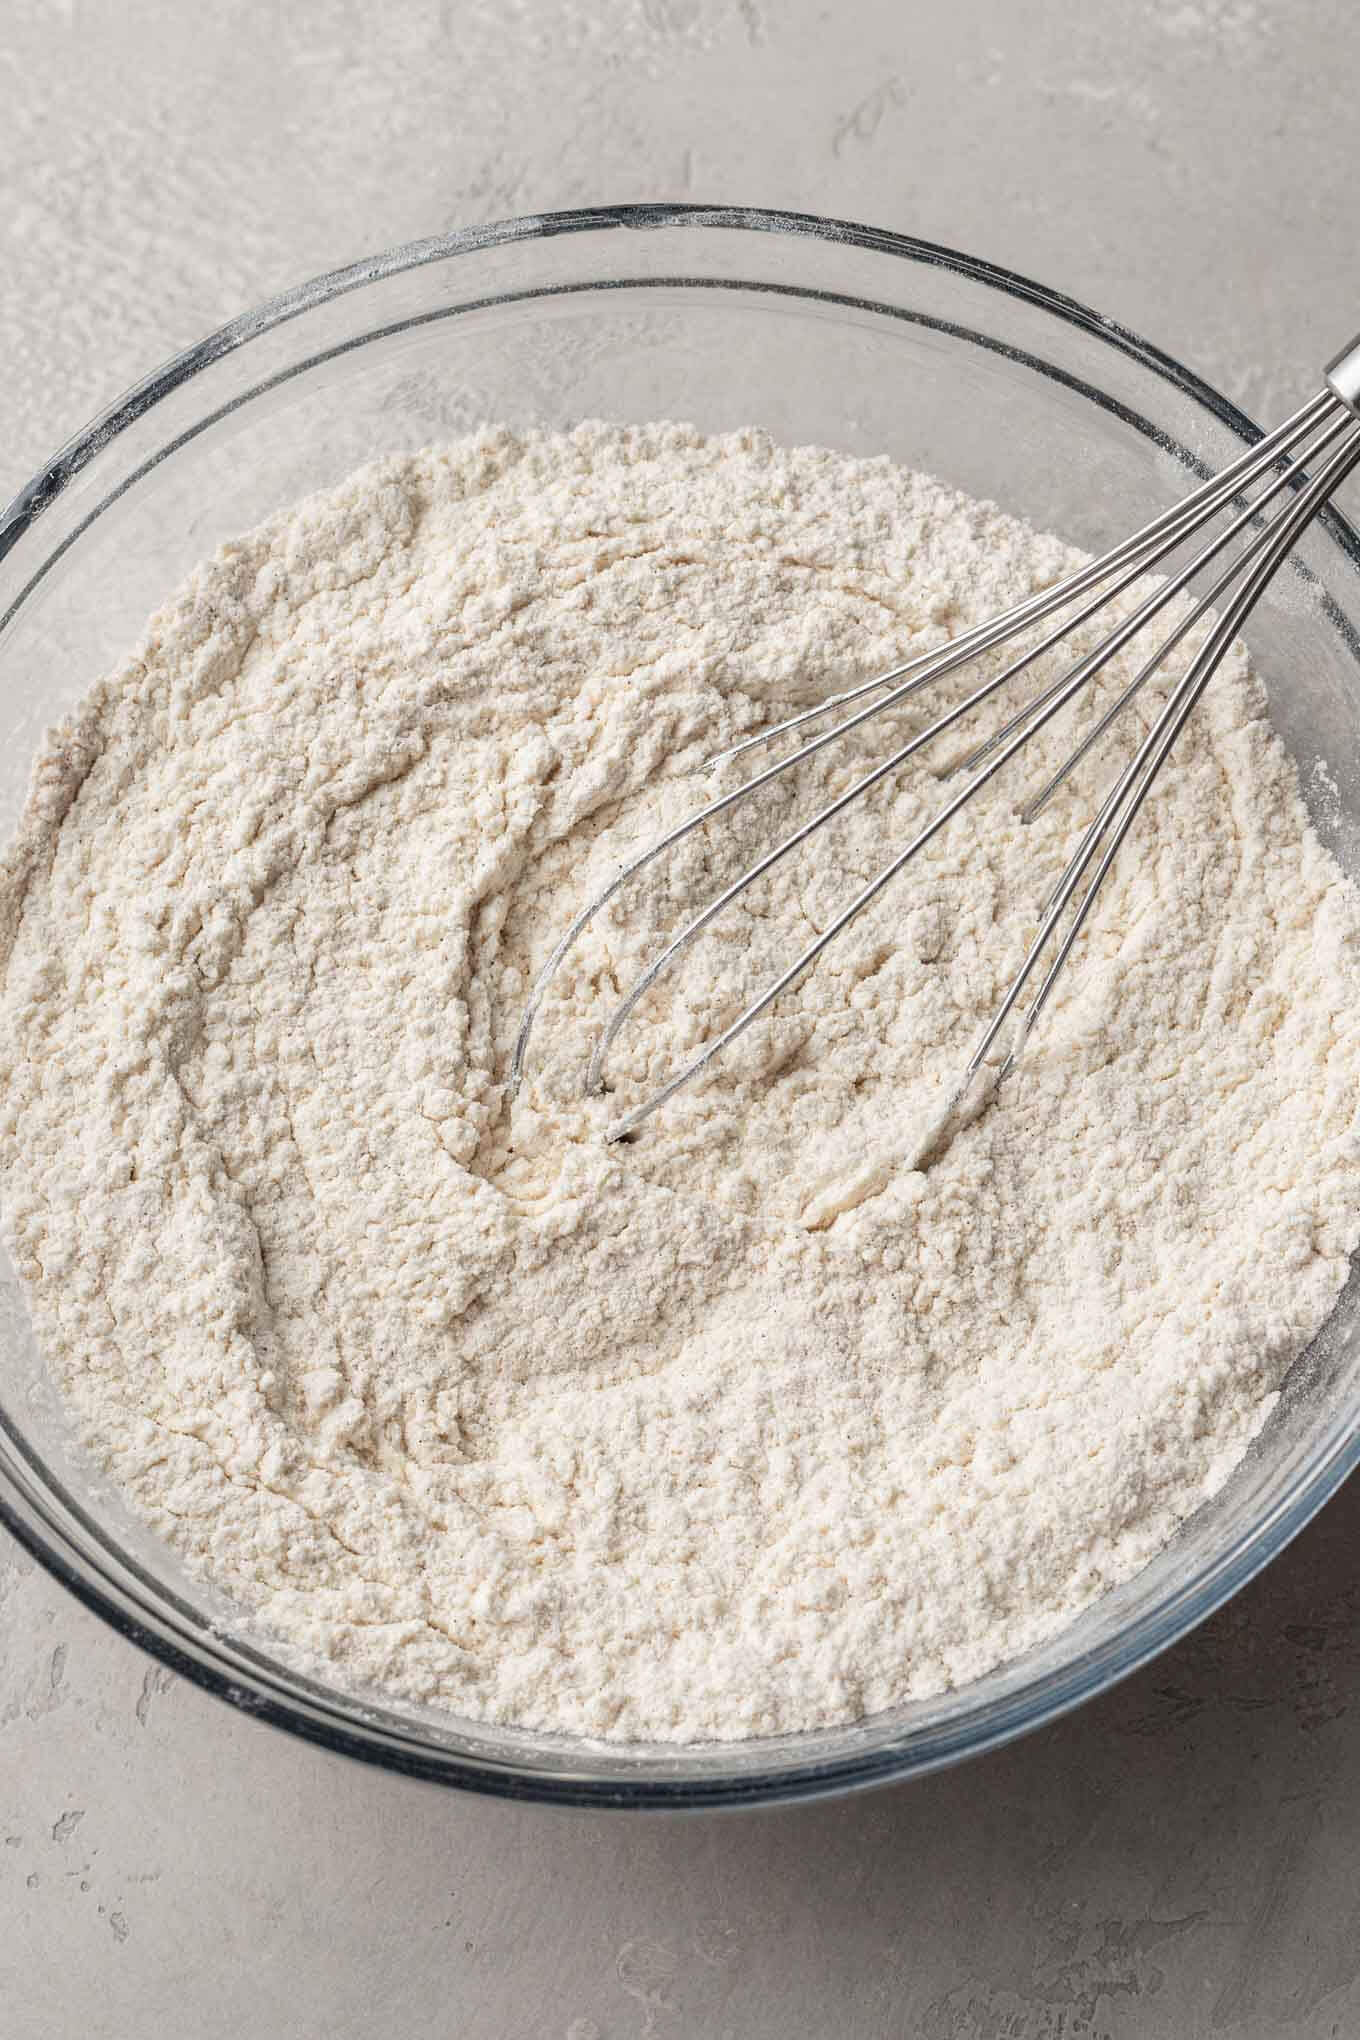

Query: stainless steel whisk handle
<box><xmin>1326</xmin><ymin>334</ymin><xmax>1360</xmax><ymax>415</ymax></box>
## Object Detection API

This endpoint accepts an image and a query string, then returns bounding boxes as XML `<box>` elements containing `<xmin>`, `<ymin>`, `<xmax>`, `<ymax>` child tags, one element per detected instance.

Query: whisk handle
<box><xmin>1326</xmin><ymin>334</ymin><xmax>1360</xmax><ymax>415</ymax></box>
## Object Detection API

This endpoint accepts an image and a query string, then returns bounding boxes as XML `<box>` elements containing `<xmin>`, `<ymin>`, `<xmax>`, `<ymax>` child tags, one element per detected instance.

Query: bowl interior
<box><xmin>3</xmin><ymin>209</ymin><xmax>1360</xmax><ymax>1806</ymax></box>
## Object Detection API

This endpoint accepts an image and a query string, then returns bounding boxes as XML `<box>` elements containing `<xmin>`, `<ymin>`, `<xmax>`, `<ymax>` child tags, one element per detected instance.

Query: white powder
<box><xmin>3</xmin><ymin>420</ymin><xmax>1360</xmax><ymax>1744</ymax></box>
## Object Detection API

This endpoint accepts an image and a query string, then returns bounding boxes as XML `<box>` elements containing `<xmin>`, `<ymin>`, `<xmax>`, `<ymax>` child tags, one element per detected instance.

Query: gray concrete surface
<box><xmin>3</xmin><ymin>1</ymin><xmax>1360</xmax><ymax>2033</ymax></box>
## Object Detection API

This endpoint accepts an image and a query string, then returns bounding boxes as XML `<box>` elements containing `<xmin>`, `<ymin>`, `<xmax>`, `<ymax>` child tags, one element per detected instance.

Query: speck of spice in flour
<box><xmin>2</xmin><ymin>421</ymin><xmax>1360</xmax><ymax>1743</ymax></box>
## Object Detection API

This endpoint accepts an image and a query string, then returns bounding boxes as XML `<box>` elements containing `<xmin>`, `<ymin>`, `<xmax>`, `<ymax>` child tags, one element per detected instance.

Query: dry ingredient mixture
<box><xmin>2</xmin><ymin>422</ymin><xmax>1360</xmax><ymax>1743</ymax></box>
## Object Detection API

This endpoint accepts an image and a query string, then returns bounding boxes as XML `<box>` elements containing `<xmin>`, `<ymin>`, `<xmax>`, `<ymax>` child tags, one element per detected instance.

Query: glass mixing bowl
<box><xmin>3</xmin><ymin>205</ymin><xmax>1359</xmax><ymax>1810</ymax></box>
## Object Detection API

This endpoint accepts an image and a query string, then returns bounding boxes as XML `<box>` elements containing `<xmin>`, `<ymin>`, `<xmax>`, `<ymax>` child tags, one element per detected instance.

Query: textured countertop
<box><xmin>4</xmin><ymin>3</ymin><xmax>1360</xmax><ymax>2034</ymax></box>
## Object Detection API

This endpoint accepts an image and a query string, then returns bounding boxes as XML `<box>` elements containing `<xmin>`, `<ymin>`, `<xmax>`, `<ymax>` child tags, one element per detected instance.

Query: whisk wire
<box><xmin>704</xmin><ymin>390</ymin><xmax>1335</xmax><ymax>776</ymax></box>
<box><xmin>511</xmin><ymin>349</ymin><xmax>1360</xmax><ymax>1144</ymax></box>
<box><xmin>589</xmin><ymin>403</ymin><xmax>1358</xmax><ymax>1122</ymax></box>
<box><xmin>1022</xmin><ymin>415</ymin><xmax>1352</xmax><ymax>828</ymax></box>
<box><xmin>532</xmin><ymin>398</ymin><xmax>1349</xmax><ymax>1107</ymax></box>
<box><xmin>966</xmin><ymin>397</ymin><xmax>1360</xmax><ymax>787</ymax></box>
<box><xmin>968</xmin><ymin>424</ymin><xmax>1360</xmax><ymax>1083</ymax></box>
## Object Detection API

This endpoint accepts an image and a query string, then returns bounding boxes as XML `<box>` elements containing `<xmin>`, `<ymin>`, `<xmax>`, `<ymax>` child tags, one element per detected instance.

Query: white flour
<box><xmin>3</xmin><ymin>421</ymin><xmax>1360</xmax><ymax>1743</ymax></box>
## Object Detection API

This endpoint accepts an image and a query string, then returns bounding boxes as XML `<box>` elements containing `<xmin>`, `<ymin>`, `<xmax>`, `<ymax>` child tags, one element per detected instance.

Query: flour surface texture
<box><xmin>3</xmin><ymin>423</ymin><xmax>1360</xmax><ymax>1743</ymax></box>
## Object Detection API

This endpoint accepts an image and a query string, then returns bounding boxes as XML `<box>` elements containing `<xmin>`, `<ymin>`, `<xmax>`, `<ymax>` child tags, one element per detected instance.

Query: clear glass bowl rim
<box><xmin>3</xmin><ymin>201</ymin><xmax>1359</xmax><ymax>1811</ymax></box>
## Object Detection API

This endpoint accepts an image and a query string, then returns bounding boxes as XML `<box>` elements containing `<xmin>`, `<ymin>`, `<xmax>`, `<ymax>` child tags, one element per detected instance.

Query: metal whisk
<box><xmin>512</xmin><ymin>336</ymin><xmax>1360</xmax><ymax>1141</ymax></box>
